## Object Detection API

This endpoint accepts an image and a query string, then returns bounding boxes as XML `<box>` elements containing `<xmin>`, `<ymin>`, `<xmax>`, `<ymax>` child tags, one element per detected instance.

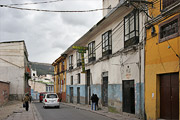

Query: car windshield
<box><xmin>47</xmin><ymin>94</ymin><xmax>57</xmax><ymax>98</ymax></box>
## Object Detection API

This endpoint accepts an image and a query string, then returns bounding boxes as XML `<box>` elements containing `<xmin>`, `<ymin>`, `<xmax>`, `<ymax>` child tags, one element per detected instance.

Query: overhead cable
<box><xmin>4</xmin><ymin>0</ymin><xmax>63</xmax><ymax>6</ymax></box>
<box><xmin>0</xmin><ymin>4</ymin><xmax>115</xmax><ymax>12</ymax></box>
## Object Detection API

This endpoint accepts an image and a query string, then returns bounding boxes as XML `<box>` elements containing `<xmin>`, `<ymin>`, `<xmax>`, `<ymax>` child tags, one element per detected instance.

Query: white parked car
<box><xmin>43</xmin><ymin>93</ymin><xmax>60</xmax><ymax>108</ymax></box>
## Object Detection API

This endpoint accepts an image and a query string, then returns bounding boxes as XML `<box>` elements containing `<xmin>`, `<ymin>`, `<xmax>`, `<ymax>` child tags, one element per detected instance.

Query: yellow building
<box><xmin>52</xmin><ymin>55</ymin><xmax>67</xmax><ymax>102</ymax></box>
<box><xmin>145</xmin><ymin>0</ymin><xmax>180</xmax><ymax>119</ymax></box>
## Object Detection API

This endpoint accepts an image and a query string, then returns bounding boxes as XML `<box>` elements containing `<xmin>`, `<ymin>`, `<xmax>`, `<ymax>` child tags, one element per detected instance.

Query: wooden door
<box><xmin>77</xmin><ymin>87</ymin><xmax>80</xmax><ymax>104</ymax></box>
<box><xmin>160</xmin><ymin>73</ymin><xmax>179</xmax><ymax>119</ymax></box>
<box><xmin>102</xmin><ymin>77</ymin><xmax>108</xmax><ymax>106</ymax></box>
<box><xmin>122</xmin><ymin>80</ymin><xmax>135</xmax><ymax>114</ymax></box>
<box><xmin>70</xmin><ymin>87</ymin><xmax>73</xmax><ymax>103</ymax></box>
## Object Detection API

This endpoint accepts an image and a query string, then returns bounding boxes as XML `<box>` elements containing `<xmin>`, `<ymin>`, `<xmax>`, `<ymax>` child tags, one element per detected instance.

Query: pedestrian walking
<box><xmin>91</xmin><ymin>94</ymin><xmax>96</xmax><ymax>110</ymax></box>
<box><xmin>94</xmin><ymin>94</ymin><xmax>99</xmax><ymax>110</ymax></box>
<box><xmin>23</xmin><ymin>93</ymin><xmax>30</xmax><ymax>111</ymax></box>
<box><xmin>29</xmin><ymin>94</ymin><xmax>32</xmax><ymax>103</ymax></box>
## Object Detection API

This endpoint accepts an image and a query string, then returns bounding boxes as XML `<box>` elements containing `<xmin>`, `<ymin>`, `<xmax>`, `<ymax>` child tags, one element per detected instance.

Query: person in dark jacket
<box><xmin>94</xmin><ymin>94</ymin><xmax>99</xmax><ymax>110</ymax></box>
<box><xmin>91</xmin><ymin>94</ymin><xmax>96</xmax><ymax>110</ymax></box>
<box><xmin>23</xmin><ymin>94</ymin><xmax>30</xmax><ymax>111</ymax></box>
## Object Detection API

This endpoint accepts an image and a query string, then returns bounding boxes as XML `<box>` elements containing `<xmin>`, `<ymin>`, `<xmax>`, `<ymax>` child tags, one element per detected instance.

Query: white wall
<box><xmin>29</xmin><ymin>80</ymin><xmax>46</xmax><ymax>93</ymax></box>
<box><xmin>103</xmin><ymin>0</ymin><xmax>120</xmax><ymax>17</ymax></box>
<box><xmin>0</xmin><ymin>42</ymin><xmax>25</xmax><ymax>95</ymax></box>
<box><xmin>66</xmin><ymin>9</ymin><xmax>145</xmax><ymax>86</ymax></box>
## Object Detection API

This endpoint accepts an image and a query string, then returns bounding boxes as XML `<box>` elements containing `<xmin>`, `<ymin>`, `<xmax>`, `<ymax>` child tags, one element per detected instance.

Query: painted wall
<box><xmin>145</xmin><ymin>13</ymin><xmax>180</xmax><ymax>119</ymax></box>
<box><xmin>0</xmin><ymin>42</ymin><xmax>28</xmax><ymax>100</ymax></box>
<box><xmin>29</xmin><ymin>80</ymin><xmax>46</xmax><ymax>93</ymax></box>
<box><xmin>102</xmin><ymin>0</ymin><xmax>125</xmax><ymax>17</ymax></box>
<box><xmin>65</xmin><ymin>5</ymin><xmax>146</xmax><ymax>118</ymax></box>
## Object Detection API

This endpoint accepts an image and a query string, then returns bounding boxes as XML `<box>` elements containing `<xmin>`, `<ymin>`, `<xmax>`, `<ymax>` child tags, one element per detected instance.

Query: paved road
<box><xmin>34</xmin><ymin>102</ymin><xmax>113</xmax><ymax>120</ymax></box>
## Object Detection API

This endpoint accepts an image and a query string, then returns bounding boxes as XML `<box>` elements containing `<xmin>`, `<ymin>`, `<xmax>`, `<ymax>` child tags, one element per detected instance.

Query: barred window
<box><xmin>159</xmin><ymin>15</ymin><xmax>179</xmax><ymax>42</ymax></box>
<box><xmin>163</xmin><ymin>0</ymin><xmax>177</xmax><ymax>9</ymax></box>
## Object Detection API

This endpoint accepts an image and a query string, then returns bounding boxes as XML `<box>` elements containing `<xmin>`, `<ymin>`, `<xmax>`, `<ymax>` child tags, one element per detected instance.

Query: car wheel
<box><xmin>57</xmin><ymin>106</ymin><xmax>60</xmax><ymax>109</ymax></box>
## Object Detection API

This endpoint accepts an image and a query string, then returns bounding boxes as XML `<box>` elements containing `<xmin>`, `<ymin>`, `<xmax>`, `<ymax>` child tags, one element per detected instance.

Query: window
<box><xmin>61</xmin><ymin>61</ymin><xmax>65</xmax><ymax>72</ymax></box>
<box><xmin>77</xmin><ymin>73</ymin><xmax>80</xmax><ymax>84</ymax></box>
<box><xmin>47</xmin><ymin>94</ymin><xmax>57</xmax><ymax>98</ymax></box>
<box><xmin>124</xmin><ymin>10</ymin><xmax>139</xmax><ymax>48</ymax></box>
<box><xmin>163</xmin><ymin>0</ymin><xmax>177</xmax><ymax>9</ymax></box>
<box><xmin>102</xmin><ymin>30</ymin><xmax>112</xmax><ymax>56</ymax></box>
<box><xmin>57</xmin><ymin>63</ymin><xmax>60</xmax><ymax>73</ymax></box>
<box><xmin>71</xmin><ymin>76</ymin><xmax>73</xmax><ymax>85</ymax></box>
<box><xmin>69</xmin><ymin>55</ymin><xmax>73</xmax><ymax>70</ymax></box>
<box><xmin>88</xmin><ymin>41</ymin><xmax>96</xmax><ymax>62</ymax></box>
<box><xmin>77</xmin><ymin>52</ymin><xmax>82</xmax><ymax>67</ymax></box>
<box><xmin>159</xmin><ymin>15</ymin><xmax>179</xmax><ymax>42</ymax></box>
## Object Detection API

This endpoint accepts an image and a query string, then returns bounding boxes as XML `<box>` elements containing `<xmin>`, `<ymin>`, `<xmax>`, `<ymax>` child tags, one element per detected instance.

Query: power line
<box><xmin>3</xmin><ymin>0</ymin><xmax>63</xmax><ymax>6</ymax></box>
<box><xmin>0</xmin><ymin>4</ymin><xmax>115</xmax><ymax>13</ymax></box>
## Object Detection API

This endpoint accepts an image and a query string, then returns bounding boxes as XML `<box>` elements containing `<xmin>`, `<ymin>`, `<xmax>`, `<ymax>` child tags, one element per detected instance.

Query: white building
<box><xmin>0</xmin><ymin>41</ymin><xmax>31</xmax><ymax>100</ymax></box>
<box><xmin>29</xmin><ymin>69</ymin><xmax>54</xmax><ymax>100</ymax></box>
<box><xmin>62</xmin><ymin>0</ymin><xmax>149</xmax><ymax>118</ymax></box>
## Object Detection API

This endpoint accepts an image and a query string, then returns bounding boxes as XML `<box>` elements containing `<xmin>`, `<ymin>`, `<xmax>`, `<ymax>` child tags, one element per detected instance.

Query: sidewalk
<box><xmin>0</xmin><ymin>101</ymin><xmax>39</xmax><ymax>120</ymax></box>
<box><xmin>61</xmin><ymin>102</ymin><xmax>140</xmax><ymax>120</ymax></box>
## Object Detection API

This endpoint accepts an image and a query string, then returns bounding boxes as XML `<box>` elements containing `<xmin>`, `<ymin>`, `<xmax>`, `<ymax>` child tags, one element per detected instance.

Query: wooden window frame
<box><xmin>124</xmin><ymin>9</ymin><xmax>139</xmax><ymax>48</ymax></box>
<box><xmin>161</xmin><ymin>0</ymin><xmax>178</xmax><ymax>10</ymax></box>
<box><xmin>76</xmin><ymin>52</ymin><xmax>82</xmax><ymax>67</ymax></box>
<box><xmin>102</xmin><ymin>30</ymin><xmax>112</xmax><ymax>57</ymax></box>
<box><xmin>69</xmin><ymin>55</ymin><xmax>73</xmax><ymax>70</ymax></box>
<box><xmin>159</xmin><ymin>15</ymin><xmax>180</xmax><ymax>43</ymax></box>
<box><xmin>88</xmin><ymin>41</ymin><xmax>96</xmax><ymax>62</ymax></box>
<box><xmin>77</xmin><ymin>73</ymin><xmax>81</xmax><ymax>84</ymax></box>
<box><xmin>71</xmin><ymin>76</ymin><xmax>73</xmax><ymax>85</ymax></box>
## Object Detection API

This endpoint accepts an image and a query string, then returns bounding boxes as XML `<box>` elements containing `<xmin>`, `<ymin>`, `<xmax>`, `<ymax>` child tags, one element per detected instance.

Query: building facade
<box><xmin>29</xmin><ymin>80</ymin><xmax>54</xmax><ymax>100</ymax></box>
<box><xmin>52</xmin><ymin>55</ymin><xmax>67</xmax><ymax>102</ymax></box>
<box><xmin>60</xmin><ymin>0</ymin><xmax>148</xmax><ymax>118</ymax></box>
<box><xmin>0</xmin><ymin>41</ymin><xmax>31</xmax><ymax>100</ymax></box>
<box><xmin>0</xmin><ymin>81</ymin><xmax>10</xmax><ymax>106</ymax></box>
<box><xmin>145</xmin><ymin>0</ymin><xmax>180</xmax><ymax>119</ymax></box>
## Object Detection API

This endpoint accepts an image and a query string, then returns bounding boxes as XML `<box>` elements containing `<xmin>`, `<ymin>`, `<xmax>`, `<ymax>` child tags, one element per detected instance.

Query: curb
<box><xmin>31</xmin><ymin>103</ymin><xmax>43</xmax><ymax>120</ymax></box>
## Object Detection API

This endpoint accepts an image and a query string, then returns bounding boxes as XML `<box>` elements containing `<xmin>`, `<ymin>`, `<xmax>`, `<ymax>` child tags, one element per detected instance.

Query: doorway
<box><xmin>70</xmin><ymin>87</ymin><xmax>73</xmax><ymax>103</ymax></box>
<box><xmin>122</xmin><ymin>80</ymin><xmax>135</xmax><ymax>114</ymax></box>
<box><xmin>160</xmin><ymin>73</ymin><xmax>179</xmax><ymax>119</ymax></box>
<box><xmin>102</xmin><ymin>72</ymin><xmax>108</xmax><ymax>106</ymax></box>
<box><xmin>86</xmin><ymin>69</ymin><xmax>91</xmax><ymax>105</ymax></box>
<box><xmin>77</xmin><ymin>87</ymin><xmax>80</xmax><ymax>104</ymax></box>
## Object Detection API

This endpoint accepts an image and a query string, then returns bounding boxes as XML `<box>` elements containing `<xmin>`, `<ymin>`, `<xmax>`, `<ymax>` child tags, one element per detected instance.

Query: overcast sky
<box><xmin>0</xmin><ymin>0</ymin><xmax>102</xmax><ymax>64</ymax></box>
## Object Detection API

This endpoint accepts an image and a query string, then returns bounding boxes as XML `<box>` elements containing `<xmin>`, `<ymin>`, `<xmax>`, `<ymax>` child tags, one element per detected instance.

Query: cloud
<box><xmin>0</xmin><ymin>0</ymin><xmax>102</xmax><ymax>63</ymax></box>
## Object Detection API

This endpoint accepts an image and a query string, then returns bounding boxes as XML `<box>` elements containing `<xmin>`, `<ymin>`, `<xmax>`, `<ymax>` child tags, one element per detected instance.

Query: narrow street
<box><xmin>34</xmin><ymin>102</ymin><xmax>113</xmax><ymax>120</ymax></box>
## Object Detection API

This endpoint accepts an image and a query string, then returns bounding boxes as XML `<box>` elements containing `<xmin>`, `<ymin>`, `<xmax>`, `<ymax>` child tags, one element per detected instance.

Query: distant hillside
<box><xmin>30</xmin><ymin>62</ymin><xmax>54</xmax><ymax>76</ymax></box>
